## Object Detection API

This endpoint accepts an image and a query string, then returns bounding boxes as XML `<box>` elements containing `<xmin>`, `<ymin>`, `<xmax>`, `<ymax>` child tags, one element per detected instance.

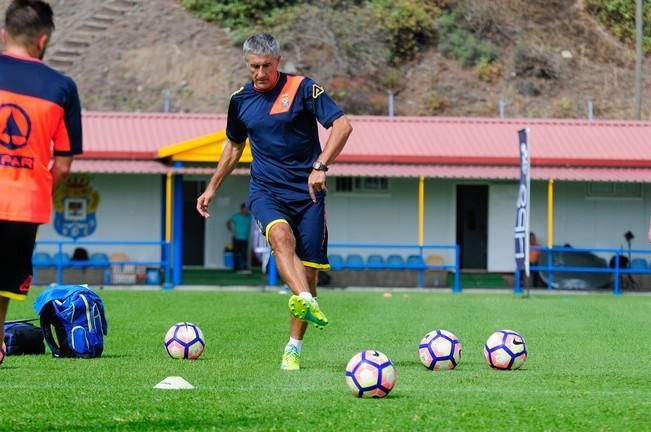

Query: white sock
<box><xmin>286</xmin><ymin>337</ymin><xmax>303</xmax><ymax>353</ymax></box>
<box><xmin>299</xmin><ymin>292</ymin><xmax>314</xmax><ymax>301</ymax></box>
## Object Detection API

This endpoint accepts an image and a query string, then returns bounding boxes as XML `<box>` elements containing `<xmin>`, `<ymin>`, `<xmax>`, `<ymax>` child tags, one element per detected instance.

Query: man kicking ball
<box><xmin>196</xmin><ymin>33</ymin><xmax>352</xmax><ymax>370</ymax></box>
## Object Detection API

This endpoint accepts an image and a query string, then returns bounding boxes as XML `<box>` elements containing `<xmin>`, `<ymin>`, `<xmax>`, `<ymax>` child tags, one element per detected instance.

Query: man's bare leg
<box><xmin>0</xmin><ymin>297</ymin><xmax>9</xmax><ymax>351</ymax></box>
<box><xmin>282</xmin><ymin>267</ymin><xmax>319</xmax><ymax>370</ymax></box>
<box><xmin>268</xmin><ymin>223</ymin><xmax>310</xmax><ymax>295</ymax></box>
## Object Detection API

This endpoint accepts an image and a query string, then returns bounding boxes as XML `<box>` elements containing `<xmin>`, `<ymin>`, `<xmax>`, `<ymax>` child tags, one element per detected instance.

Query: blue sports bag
<box><xmin>33</xmin><ymin>285</ymin><xmax>108</xmax><ymax>358</ymax></box>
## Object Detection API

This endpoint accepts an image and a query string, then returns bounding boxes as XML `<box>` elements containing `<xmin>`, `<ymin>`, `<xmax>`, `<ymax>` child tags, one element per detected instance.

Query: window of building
<box><xmin>335</xmin><ymin>176</ymin><xmax>390</xmax><ymax>193</ymax></box>
<box><xmin>586</xmin><ymin>182</ymin><xmax>642</xmax><ymax>199</ymax></box>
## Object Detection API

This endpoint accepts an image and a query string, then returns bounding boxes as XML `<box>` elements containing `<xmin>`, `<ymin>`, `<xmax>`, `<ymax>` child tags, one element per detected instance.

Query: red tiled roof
<box><xmin>81</xmin><ymin>112</ymin><xmax>226</xmax><ymax>159</ymax></box>
<box><xmin>71</xmin><ymin>160</ymin><xmax>243</xmax><ymax>175</ymax></box>
<box><xmin>72</xmin><ymin>160</ymin><xmax>170</xmax><ymax>174</ymax></box>
<box><xmin>77</xmin><ymin>112</ymin><xmax>651</xmax><ymax>180</ymax></box>
<box><xmin>328</xmin><ymin>164</ymin><xmax>651</xmax><ymax>182</ymax></box>
<box><xmin>323</xmin><ymin>116</ymin><xmax>651</xmax><ymax>168</ymax></box>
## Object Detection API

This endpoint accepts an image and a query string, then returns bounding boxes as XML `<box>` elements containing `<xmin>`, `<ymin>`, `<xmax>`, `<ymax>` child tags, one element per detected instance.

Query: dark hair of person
<box><xmin>4</xmin><ymin>0</ymin><xmax>55</xmax><ymax>43</ymax></box>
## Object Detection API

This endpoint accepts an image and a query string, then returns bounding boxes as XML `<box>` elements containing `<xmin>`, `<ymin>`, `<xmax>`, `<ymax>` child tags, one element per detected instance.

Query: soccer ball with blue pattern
<box><xmin>418</xmin><ymin>329</ymin><xmax>462</xmax><ymax>370</ymax></box>
<box><xmin>484</xmin><ymin>329</ymin><xmax>527</xmax><ymax>370</ymax></box>
<box><xmin>345</xmin><ymin>350</ymin><xmax>396</xmax><ymax>398</ymax></box>
<box><xmin>164</xmin><ymin>322</ymin><xmax>205</xmax><ymax>360</ymax></box>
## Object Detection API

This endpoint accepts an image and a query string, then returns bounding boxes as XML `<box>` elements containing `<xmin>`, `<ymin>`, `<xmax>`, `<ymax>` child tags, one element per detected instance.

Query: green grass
<box><xmin>452</xmin><ymin>272</ymin><xmax>508</xmax><ymax>288</ymax></box>
<box><xmin>181</xmin><ymin>268</ymin><xmax>266</xmax><ymax>285</ymax></box>
<box><xmin>3</xmin><ymin>288</ymin><xmax>651</xmax><ymax>431</ymax></box>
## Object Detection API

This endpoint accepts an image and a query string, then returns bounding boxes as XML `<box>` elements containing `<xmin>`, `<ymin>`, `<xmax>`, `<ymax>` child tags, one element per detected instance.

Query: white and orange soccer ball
<box><xmin>164</xmin><ymin>322</ymin><xmax>205</xmax><ymax>360</ymax></box>
<box><xmin>418</xmin><ymin>329</ymin><xmax>462</xmax><ymax>371</ymax></box>
<box><xmin>0</xmin><ymin>341</ymin><xmax>6</xmax><ymax>366</ymax></box>
<box><xmin>484</xmin><ymin>329</ymin><xmax>527</xmax><ymax>370</ymax></box>
<box><xmin>344</xmin><ymin>350</ymin><xmax>396</xmax><ymax>398</ymax></box>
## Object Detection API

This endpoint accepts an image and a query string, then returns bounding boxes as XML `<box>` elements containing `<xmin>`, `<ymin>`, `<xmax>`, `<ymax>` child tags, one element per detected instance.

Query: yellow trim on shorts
<box><xmin>265</xmin><ymin>219</ymin><xmax>289</xmax><ymax>240</ymax></box>
<box><xmin>301</xmin><ymin>261</ymin><xmax>331</xmax><ymax>271</ymax></box>
<box><xmin>0</xmin><ymin>291</ymin><xmax>27</xmax><ymax>300</ymax></box>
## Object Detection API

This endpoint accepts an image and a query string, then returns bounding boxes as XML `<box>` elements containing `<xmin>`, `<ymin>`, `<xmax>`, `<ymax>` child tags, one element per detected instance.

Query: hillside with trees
<box><xmin>6</xmin><ymin>0</ymin><xmax>649</xmax><ymax>120</ymax></box>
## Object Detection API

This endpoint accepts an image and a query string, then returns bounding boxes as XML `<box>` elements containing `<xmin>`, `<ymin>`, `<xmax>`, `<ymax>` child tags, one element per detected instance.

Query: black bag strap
<box><xmin>39</xmin><ymin>303</ymin><xmax>67</xmax><ymax>357</ymax></box>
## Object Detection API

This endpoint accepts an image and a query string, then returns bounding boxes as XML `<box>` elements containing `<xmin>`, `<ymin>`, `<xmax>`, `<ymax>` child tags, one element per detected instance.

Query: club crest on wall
<box><xmin>53</xmin><ymin>174</ymin><xmax>100</xmax><ymax>239</ymax></box>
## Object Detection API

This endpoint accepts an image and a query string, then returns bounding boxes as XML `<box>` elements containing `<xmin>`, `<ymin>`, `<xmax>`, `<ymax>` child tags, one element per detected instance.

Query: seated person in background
<box><xmin>71</xmin><ymin>247</ymin><xmax>89</xmax><ymax>262</ymax></box>
<box><xmin>529</xmin><ymin>232</ymin><xmax>543</xmax><ymax>287</ymax></box>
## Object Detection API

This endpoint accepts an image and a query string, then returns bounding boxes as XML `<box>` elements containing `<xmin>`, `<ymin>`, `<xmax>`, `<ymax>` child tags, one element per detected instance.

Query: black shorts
<box><xmin>0</xmin><ymin>220</ymin><xmax>38</xmax><ymax>300</ymax></box>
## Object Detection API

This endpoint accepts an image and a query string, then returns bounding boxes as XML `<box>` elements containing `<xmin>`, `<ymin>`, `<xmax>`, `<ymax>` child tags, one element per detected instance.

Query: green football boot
<box><xmin>280</xmin><ymin>346</ymin><xmax>300</xmax><ymax>370</ymax></box>
<box><xmin>288</xmin><ymin>295</ymin><xmax>329</xmax><ymax>330</ymax></box>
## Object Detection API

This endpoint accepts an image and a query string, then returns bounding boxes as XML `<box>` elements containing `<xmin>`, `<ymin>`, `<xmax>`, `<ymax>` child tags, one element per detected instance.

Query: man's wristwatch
<box><xmin>312</xmin><ymin>160</ymin><xmax>329</xmax><ymax>172</ymax></box>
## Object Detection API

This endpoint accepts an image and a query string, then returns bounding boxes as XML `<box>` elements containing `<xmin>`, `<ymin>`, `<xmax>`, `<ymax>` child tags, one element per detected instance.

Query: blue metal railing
<box><xmin>33</xmin><ymin>240</ymin><xmax>172</xmax><ymax>288</ymax></box>
<box><xmin>321</xmin><ymin>243</ymin><xmax>461</xmax><ymax>292</ymax></box>
<box><xmin>514</xmin><ymin>246</ymin><xmax>651</xmax><ymax>295</ymax></box>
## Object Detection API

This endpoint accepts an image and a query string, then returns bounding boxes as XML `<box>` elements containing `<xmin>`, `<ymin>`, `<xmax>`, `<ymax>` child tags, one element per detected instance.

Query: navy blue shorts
<box><xmin>0</xmin><ymin>220</ymin><xmax>38</xmax><ymax>300</ymax></box>
<box><xmin>248</xmin><ymin>192</ymin><xmax>329</xmax><ymax>270</ymax></box>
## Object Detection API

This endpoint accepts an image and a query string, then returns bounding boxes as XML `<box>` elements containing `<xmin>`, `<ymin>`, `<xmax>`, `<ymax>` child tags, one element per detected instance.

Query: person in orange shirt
<box><xmin>529</xmin><ymin>232</ymin><xmax>543</xmax><ymax>287</ymax></box>
<box><xmin>0</xmin><ymin>0</ymin><xmax>83</xmax><ymax>360</ymax></box>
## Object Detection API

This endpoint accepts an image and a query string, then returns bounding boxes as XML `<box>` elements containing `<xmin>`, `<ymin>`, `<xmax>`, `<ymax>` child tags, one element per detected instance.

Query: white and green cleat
<box><xmin>288</xmin><ymin>295</ymin><xmax>329</xmax><ymax>330</ymax></box>
<box><xmin>280</xmin><ymin>346</ymin><xmax>300</xmax><ymax>370</ymax></box>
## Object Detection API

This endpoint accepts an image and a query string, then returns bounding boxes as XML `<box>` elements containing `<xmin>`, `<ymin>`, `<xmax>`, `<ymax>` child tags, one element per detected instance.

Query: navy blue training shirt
<box><xmin>226</xmin><ymin>72</ymin><xmax>344</xmax><ymax>199</ymax></box>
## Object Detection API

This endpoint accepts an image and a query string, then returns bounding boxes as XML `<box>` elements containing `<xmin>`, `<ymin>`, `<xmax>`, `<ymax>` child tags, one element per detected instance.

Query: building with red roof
<box><xmin>34</xmin><ymin>112</ymin><xmax>651</xmax><ymax>284</ymax></box>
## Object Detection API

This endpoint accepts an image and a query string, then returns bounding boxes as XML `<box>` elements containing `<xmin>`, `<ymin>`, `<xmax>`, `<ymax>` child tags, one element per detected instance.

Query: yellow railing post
<box><xmin>419</xmin><ymin>176</ymin><xmax>425</xmax><ymax>245</ymax></box>
<box><xmin>547</xmin><ymin>179</ymin><xmax>554</xmax><ymax>247</ymax></box>
<box><xmin>166</xmin><ymin>172</ymin><xmax>173</xmax><ymax>243</ymax></box>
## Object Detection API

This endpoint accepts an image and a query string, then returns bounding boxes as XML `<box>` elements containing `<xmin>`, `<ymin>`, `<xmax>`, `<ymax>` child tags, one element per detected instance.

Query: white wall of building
<box><xmin>203</xmin><ymin>177</ymin><xmax>651</xmax><ymax>272</ymax></box>
<box><xmin>324</xmin><ymin>178</ymin><xmax>458</xmax><ymax>264</ymax></box>
<box><xmin>37</xmin><ymin>174</ymin><xmax>163</xmax><ymax>262</ymax></box>
<box><xmin>36</xmin><ymin>173</ymin><xmax>651</xmax><ymax>273</ymax></box>
<box><xmin>488</xmin><ymin>180</ymin><xmax>651</xmax><ymax>271</ymax></box>
<box><xmin>546</xmin><ymin>181</ymin><xmax>650</xmax><ymax>261</ymax></box>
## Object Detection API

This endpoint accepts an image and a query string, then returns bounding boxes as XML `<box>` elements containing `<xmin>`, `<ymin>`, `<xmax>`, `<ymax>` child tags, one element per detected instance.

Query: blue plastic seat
<box><xmin>406</xmin><ymin>255</ymin><xmax>426</xmax><ymax>270</ymax></box>
<box><xmin>631</xmin><ymin>258</ymin><xmax>649</xmax><ymax>270</ymax></box>
<box><xmin>345</xmin><ymin>254</ymin><xmax>365</xmax><ymax>270</ymax></box>
<box><xmin>33</xmin><ymin>252</ymin><xmax>53</xmax><ymax>267</ymax></box>
<box><xmin>52</xmin><ymin>252</ymin><xmax>71</xmax><ymax>265</ymax></box>
<box><xmin>328</xmin><ymin>254</ymin><xmax>345</xmax><ymax>271</ymax></box>
<box><xmin>366</xmin><ymin>254</ymin><xmax>386</xmax><ymax>270</ymax></box>
<box><xmin>386</xmin><ymin>254</ymin><xmax>406</xmax><ymax>270</ymax></box>
<box><xmin>90</xmin><ymin>253</ymin><xmax>111</xmax><ymax>267</ymax></box>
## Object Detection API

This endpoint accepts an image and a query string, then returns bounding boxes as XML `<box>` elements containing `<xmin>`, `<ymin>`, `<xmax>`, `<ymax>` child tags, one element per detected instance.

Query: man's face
<box><xmin>246</xmin><ymin>53</ymin><xmax>280</xmax><ymax>91</ymax></box>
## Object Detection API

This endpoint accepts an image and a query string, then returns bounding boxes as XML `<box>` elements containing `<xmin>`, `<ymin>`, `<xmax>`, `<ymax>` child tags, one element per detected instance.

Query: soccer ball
<box><xmin>164</xmin><ymin>322</ymin><xmax>205</xmax><ymax>360</ymax></box>
<box><xmin>418</xmin><ymin>329</ymin><xmax>462</xmax><ymax>370</ymax></box>
<box><xmin>0</xmin><ymin>341</ymin><xmax>6</xmax><ymax>366</ymax></box>
<box><xmin>484</xmin><ymin>329</ymin><xmax>527</xmax><ymax>370</ymax></box>
<box><xmin>344</xmin><ymin>350</ymin><xmax>396</xmax><ymax>398</ymax></box>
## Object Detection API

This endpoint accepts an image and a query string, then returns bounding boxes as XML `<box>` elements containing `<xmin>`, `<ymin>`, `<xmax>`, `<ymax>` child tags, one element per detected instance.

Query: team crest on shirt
<box><xmin>0</xmin><ymin>103</ymin><xmax>31</xmax><ymax>150</ymax></box>
<box><xmin>53</xmin><ymin>174</ymin><xmax>100</xmax><ymax>240</ymax></box>
<box><xmin>280</xmin><ymin>93</ymin><xmax>290</xmax><ymax>108</ymax></box>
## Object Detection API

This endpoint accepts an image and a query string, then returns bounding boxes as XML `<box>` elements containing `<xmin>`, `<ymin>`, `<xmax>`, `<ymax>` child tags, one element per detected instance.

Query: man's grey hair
<box><xmin>242</xmin><ymin>33</ymin><xmax>280</xmax><ymax>59</ymax></box>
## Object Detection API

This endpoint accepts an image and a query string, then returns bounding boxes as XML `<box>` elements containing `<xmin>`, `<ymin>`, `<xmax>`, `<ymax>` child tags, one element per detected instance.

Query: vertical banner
<box><xmin>514</xmin><ymin>128</ymin><xmax>531</xmax><ymax>275</ymax></box>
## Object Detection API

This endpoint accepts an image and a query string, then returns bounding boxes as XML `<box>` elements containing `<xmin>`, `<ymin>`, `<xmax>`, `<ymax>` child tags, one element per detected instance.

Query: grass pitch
<box><xmin>3</xmin><ymin>288</ymin><xmax>651</xmax><ymax>431</ymax></box>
